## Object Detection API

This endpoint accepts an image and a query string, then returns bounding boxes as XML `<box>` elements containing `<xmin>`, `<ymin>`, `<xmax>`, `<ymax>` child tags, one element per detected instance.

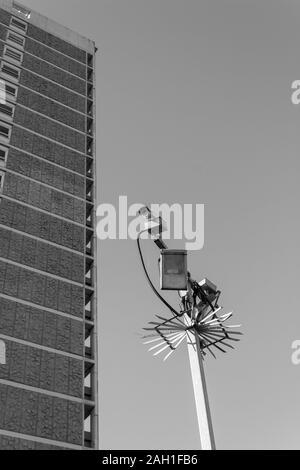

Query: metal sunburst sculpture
<box><xmin>143</xmin><ymin>277</ymin><xmax>242</xmax><ymax>361</ymax></box>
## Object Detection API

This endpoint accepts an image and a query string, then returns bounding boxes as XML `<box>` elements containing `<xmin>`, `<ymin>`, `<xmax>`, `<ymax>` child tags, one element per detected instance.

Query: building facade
<box><xmin>0</xmin><ymin>0</ymin><xmax>98</xmax><ymax>450</ymax></box>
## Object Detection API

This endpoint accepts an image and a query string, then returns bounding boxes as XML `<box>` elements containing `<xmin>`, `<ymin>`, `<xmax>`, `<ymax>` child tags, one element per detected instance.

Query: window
<box><xmin>86</xmin><ymin>228</ymin><xmax>93</xmax><ymax>256</ymax></box>
<box><xmin>87</xmin><ymin>100</ymin><xmax>93</xmax><ymax>116</ymax></box>
<box><xmin>4</xmin><ymin>82</ymin><xmax>18</xmax><ymax>100</ymax></box>
<box><xmin>87</xmin><ymin>136</ymin><xmax>93</xmax><ymax>156</ymax></box>
<box><xmin>0</xmin><ymin>145</ymin><xmax>8</xmax><ymax>163</ymax></box>
<box><xmin>10</xmin><ymin>17</ymin><xmax>27</xmax><ymax>33</ymax></box>
<box><xmin>12</xmin><ymin>2</ymin><xmax>31</xmax><ymax>19</ymax></box>
<box><xmin>87</xmin><ymin>54</ymin><xmax>93</xmax><ymax>68</ymax></box>
<box><xmin>87</xmin><ymin>68</ymin><xmax>93</xmax><ymax>83</ymax></box>
<box><xmin>7</xmin><ymin>31</ymin><xmax>25</xmax><ymax>49</ymax></box>
<box><xmin>86</xmin><ymin>158</ymin><xmax>93</xmax><ymax>178</ymax></box>
<box><xmin>87</xmin><ymin>118</ymin><xmax>93</xmax><ymax>135</ymax></box>
<box><xmin>1</xmin><ymin>62</ymin><xmax>20</xmax><ymax>81</ymax></box>
<box><xmin>0</xmin><ymin>122</ymin><xmax>11</xmax><ymax>140</ymax></box>
<box><xmin>0</xmin><ymin>103</ymin><xmax>14</xmax><ymax>119</ymax></box>
<box><xmin>4</xmin><ymin>46</ymin><xmax>23</xmax><ymax>64</ymax></box>
<box><xmin>87</xmin><ymin>83</ymin><xmax>93</xmax><ymax>99</ymax></box>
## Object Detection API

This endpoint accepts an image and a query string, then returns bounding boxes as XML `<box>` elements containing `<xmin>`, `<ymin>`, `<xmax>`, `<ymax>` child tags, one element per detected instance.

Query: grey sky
<box><xmin>24</xmin><ymin>0</ymin><xmax>300</xmax><ymax>449</ymax></box>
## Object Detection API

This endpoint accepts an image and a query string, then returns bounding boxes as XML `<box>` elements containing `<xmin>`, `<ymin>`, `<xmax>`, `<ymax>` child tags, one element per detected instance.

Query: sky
<box><xmin>23</xmin><ymin>0</ymin><xmax>300</xmax><ymax>450</ymax></box>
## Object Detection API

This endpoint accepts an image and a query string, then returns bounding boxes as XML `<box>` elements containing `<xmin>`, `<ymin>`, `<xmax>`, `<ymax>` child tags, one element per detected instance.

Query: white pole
<box><xmin>185</xmin><ymin>315</ymin><xmax>216</xmax><ymax>450</ymax></box>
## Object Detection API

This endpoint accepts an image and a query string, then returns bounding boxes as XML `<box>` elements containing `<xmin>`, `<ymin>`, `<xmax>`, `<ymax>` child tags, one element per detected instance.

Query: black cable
<box><xmin>137</xmin><ymin>232</ymin><xmax>180</xmax><ymax>316</ymax></box>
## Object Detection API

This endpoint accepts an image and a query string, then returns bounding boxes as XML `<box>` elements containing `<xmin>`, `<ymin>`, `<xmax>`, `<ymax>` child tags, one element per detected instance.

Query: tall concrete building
<box><xmin>0</xmin><ymin>1</ymin><xmax>99</xmax><ymax>449</ymax></box>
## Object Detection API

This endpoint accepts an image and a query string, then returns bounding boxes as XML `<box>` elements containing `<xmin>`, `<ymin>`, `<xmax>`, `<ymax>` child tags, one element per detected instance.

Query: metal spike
<box><xmin>206</xmin><ymin>345</ymin><xmax>217</xmax><ymax>359</ymax></box>
<box><xmin>143</xmin><ymin>331</ymin><xmax>183</xmax><ymax>345</ymax></box>
<box><xmin>199</xmin><ymin>307</ymin><xmax>222</xmax><ymax>324</ymax></box>
<box><xmin>153</xmin><ymin>333</ymin><xmax>185</xmax><ymax>356</ymax></box>
<box><xmin>148</xmin><ymin>332</ymin><xmax>183</xmax><ymax>351</ymax></box>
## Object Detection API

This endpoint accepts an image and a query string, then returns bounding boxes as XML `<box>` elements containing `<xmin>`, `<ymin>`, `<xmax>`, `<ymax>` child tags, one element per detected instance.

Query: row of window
<box><xmin>84</xmin><ymin>41</ymin><xmax>95</xmax><ymax>445</ymax></box>
<box><xmin>0</xmin><ymin>13</ymin><xmax>24</xmax><ymax>174</ymax></box>
<box><xmin>0</xmin><ymin>15</ymin><xmax>26</xmax><ymax>114</ymax></box>
<box><xmin>0</xmin><ymin>58</ymin><xmax>17</xmax><ymax>187</ymax></box>
<box><xmin>84</xmin><ymin>37</ymin><xmax>95</xmax><ymax>448</ymax></box>
<box><xmin>0</xmin><ymin>17</ymin><xmax>24</xmax><ymax>155</ymax></box>
<box><xmin>1</xmin><ymin>18</ymin><xmax>25</xmax><ymax>83</ymax></box>
<box><xmin>0</xmin><ymin>17</ymin><xmax>20</xmax><ymax>189</ymax></box>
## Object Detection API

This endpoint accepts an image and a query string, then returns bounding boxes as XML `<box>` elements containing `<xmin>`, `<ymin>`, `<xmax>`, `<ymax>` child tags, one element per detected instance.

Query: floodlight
<box><xmin>138</xmin><ymin>206</ymin><xmax>152</xmax><ymax>220</ymax></box>
<box><xmin>160</xmin><ymin>249</ymin><xmax>188</xmax><ymax>290</ymax></box>
<box><xmin>198</xmin><ymin>279</ymin><xmax>217</xmax><ymax>294</ymax></box>
<box><xmin>138</xmin><ymin>206</ymin><xmax>167</xmax><ymax>240</ymax></box>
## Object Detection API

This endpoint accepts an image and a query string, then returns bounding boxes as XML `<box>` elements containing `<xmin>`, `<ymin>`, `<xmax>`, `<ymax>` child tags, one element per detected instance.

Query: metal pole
<box><xmin>185</xmin><ymin>315</ymin><xmax>216</xmax><ymax>450</ymax></box>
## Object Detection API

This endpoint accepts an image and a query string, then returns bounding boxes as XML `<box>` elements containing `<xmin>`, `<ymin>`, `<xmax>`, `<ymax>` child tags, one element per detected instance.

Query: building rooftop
<box><xmin>0</xmin><ymin>0</ymin><xmax>95</xmax><ymax>53</ymax></box>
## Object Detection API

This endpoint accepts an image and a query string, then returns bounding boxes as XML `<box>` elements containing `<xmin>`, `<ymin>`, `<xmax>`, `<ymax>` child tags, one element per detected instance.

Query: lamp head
<box><xmin>138</xmin><ymin>206</ymin><xmax>152</xmax><ymax>220</ymax></box>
